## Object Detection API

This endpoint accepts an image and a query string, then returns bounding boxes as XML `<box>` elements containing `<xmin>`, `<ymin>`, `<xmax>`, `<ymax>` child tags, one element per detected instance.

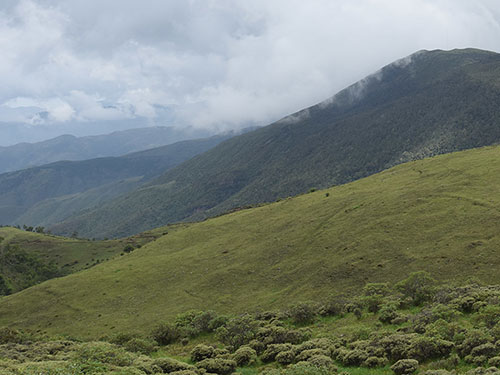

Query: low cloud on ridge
<box><xmin>1</xmin><ymin>0</ymin><xmax>500</xmax><ymax>144</ymax></box>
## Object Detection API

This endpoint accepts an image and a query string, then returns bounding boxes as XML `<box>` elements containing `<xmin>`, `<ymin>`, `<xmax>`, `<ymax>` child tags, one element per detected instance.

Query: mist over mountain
<box><xmin>51</xmin><ymin>48</ymin><xmax>500</xmax><ymax>239</ymax></box>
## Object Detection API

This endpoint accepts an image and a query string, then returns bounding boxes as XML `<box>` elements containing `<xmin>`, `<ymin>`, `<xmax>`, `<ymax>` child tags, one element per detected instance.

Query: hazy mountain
<box><xmin>51</xmin><ymin>48</ymin><xmax>500</xmax><ymax>239</ymax></box>
<box><xmin>0</xmin><ymin>126</ymin><xmax>215</xmax><ymax>173</ymax></box>
<box><xmin>0</xmin><ymin>134</ymin><xmax>233</xmax><ymax>227</ymax></box>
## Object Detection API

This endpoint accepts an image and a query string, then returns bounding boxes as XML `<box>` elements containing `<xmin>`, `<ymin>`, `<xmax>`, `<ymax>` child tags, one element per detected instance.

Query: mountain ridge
<box><xmin>52</xmin><ymin>48</ymin><xmax>500</xmax><ymax>239</ymax></box>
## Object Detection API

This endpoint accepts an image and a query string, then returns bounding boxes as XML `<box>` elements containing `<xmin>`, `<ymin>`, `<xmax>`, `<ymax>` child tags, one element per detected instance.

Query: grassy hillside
<box><xmin>0</xmin><ymin>227</ymin><xmax>162</xmax><ymax>294</ymax></box>
<box><xmin>0</xmin><ymin>134</ymin><xmax>231</xmax><ymax>226</ymax></box>
<box><xmin>1</xmin><ymin>144</ymin><xmax>500</xmax><ymax>337</ymax></box>
<box><xmin>53</xmin><ymin>48</ymin><xmax>500</xmax><ymax>239</ymax></box>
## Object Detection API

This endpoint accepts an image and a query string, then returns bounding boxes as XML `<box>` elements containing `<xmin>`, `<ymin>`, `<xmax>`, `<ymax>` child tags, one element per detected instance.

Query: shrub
<box><xmin>338</xmin><ymin>349</ymin><xmax>369</xmax><ymax>366</ymax></box>
<box><xmin>288</xmin><ymin>302</ymin><xmax>318</xmax><ymax>325</ymax></box>
<box><xmin>470</xmin><ymin>343</ymin><xmax>497</xmax><ymax>359</ymax></box>
<box><xmin>319</xmin><ymin>298</ymin><xmax>346</xmax><ymax>317</ymax></box>
<box><xmin>395</xmin><ymin>271</ymin><xmax>436</xmax><ymax>305</ymax></box>
<box><xmin>457</xmin><ymin>329</ymin><xmax>493</xmax><ymax>357</ymax></box>
<box><xmin>364</xmin><ymin>356</ymin><xmax>388</xmax><ymax>368</ymax></box>
<box><xmin>75</xmin><ymin>342</ymin><xmax>135</xmax><ymax>367</ymax></box>
<box><xmin>489</xmin><ymin>357</ymin><xmax>500</xmax><ymax>367</ymax></box>
<box><xmin>153</xmin><ymin>357</ymin><xmax>195</xmax><ymax>373</ymax></box>
<box><xmin>306</xmin><ymin>354</ymin><xmax>336</xmax><ymax>370</ymax></box>
<box><xmin>215</xmin><ymin>314</ymin><xmax>259</xmax><ymax>350</ymax></box>
<box><xmin>232</xmin><ymin>346</ymin><xmax>257</xmax><ymax>366</ymax></box>
<box><xmin>261</xmin><ymin>343</ymin><xmax>294</xmax><ymax>362</ymax></box>
<box><xmin>406</xmin><ymin>336</ymin><xmax>454</xmax><ymax>361</ymax></box>
<box><xmin>390</xmin><ymin>359</ymin><xmax>419</xmax><ymax>375</ymax></box>
<box><xmin>296</xmin><ymin>349</ymin><xmax>330</xmax><ymax>362</ymax></box>
<box><xmin>123</xmin><ymin>245</ymin><xmax>135</xmax><ymax>253</ymax></box>
<box><xmin>123</xmin><ymin>337</ymin><xmax>156</xmax><ymax>355</ymax></box>
<box><xmin>379</xmin><ymin>303</ymin><xmax>399</xmax><ymax>323</ymax></box>
<box><xmin>190</xmin><ymin>344</ymin><xmax>215</xmax><ymax>362</ymax></box>
<box><xmin>151</xmin><ymin>323</ymin><xmax>181</xmax><ymax>345</ymax></box>
<box><xmin>196</xmin><ymin>358</ymin><xmax>237</xmax><ymax>375</ymax></box>
<box><xmin>248</xmin><ymin>339</ymin><xmax>266</xmax><ymax>355</ymax></box>
<box><xmin>276</xmin><ymin>350</ymin><xmax>296</xmax><ymax>365</ymax></box>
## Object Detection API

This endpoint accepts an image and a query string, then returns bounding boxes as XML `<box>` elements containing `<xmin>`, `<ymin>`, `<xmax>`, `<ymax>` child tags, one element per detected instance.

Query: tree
<box><xmin>396</xmin><ymin>271</ymin><xmax>436</xmax><ymax>305</ymax></box>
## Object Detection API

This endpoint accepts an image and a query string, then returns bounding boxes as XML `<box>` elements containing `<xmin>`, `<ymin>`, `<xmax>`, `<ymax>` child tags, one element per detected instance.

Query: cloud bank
<box><xmin>1</xmin><ymin>0</ymin><xmax>500</xmax><ymax>144</ymax></box>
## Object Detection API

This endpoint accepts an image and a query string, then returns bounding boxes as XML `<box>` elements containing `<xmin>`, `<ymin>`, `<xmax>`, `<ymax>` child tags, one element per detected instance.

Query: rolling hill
<box><xmin>0</xmin><ymin>126</ymin><xmax>215</xmax><ymax>174</ymax></box>
<box><xmin>0</xmin><ymin>134</ymin><xmax>232</xmax><ymax>227</ymax></box>
<box><xmin>1</xmin><ymin>144</ymin><xmax>499</xmax><ymax>337</ymax></box>
<box><xmin>0</xmin><ymin>226</ymin><xmax>163</xmax><ymax>295</ymax></box>
<box><xmin>52</xmin><ymin>48</ymin><xmax>500</xmax><ymax>239</ymax></box>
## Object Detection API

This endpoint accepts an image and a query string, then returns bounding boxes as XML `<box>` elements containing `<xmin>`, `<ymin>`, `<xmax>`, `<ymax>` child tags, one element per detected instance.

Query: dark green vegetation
<box><xmin>0</xmin><ymin>125</ymin><xmax>214</xmax><ymax>173</ymax></box>
<box><xmin>1</xmin><ymin>276</ymin><xmax>499</xmax><ymax>374</ymax></box>
<box><xmin>52</xmin><ymin>48</ymin><xmax>500</xmax><ymax>238</ymax></box>
<box><xmin>0</xmin><ymin>134</ymin><xmax>232</xmax><ymax>227</ymax></box>
<box><xmin>0</xmin><ymin>226</ymin><xmax>162</xmax><ymax>294</ymax></box>
<box><xmin>1</xmin><ymin>144</ymin><xmax>500</xmax><ymax>337</ymax></box>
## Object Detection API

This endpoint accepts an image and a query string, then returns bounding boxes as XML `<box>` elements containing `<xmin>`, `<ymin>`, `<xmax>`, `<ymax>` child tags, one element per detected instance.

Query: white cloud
<box><xmin>0</xmin><ymin>0</ymin><xmax>500</xmax><ymax>141</ymax></box>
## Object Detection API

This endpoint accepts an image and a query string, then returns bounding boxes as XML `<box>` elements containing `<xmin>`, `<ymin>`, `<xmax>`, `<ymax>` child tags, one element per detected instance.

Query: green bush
<box><xmin>406</xmin><ymin>336</ymin><xmax>454</xmax><ymax>361</ymax></box>
<box><xmin>196</xmin><ymin>358</ymin><xmax>236</xmax><ymax>375</ymax></box>
<box><xmin>390</xmin><ymin>359</ymin><xmax>419</xmax><ymax>375</ymax></box>
<box><xmin>75</xmin><ymin>342</ymin><xmax>135</xmax><ymax>367</ymax></box>
<box><xmin>232</xmin><ymin>346</ymin><xmax>257</xmax><ymax>366</ymax></box>
<box><xmin>288</xmin><ymin>302</ymin><xmax>318</xmax><ymax>325</ymax></box>
<box><xmin>296</xmin><ymin>349</ymin><xmax>330</xmax><ymax>362</ymax></box>
<box><xmin>396</xmin><ymin>271</ymin><xmax>436</xmax><ymax>306</ymax></box>
<box><xmin>123</xmin><ymin>338</ymin><xmax>156</xmax><ymax>355</ymax></box>
<box><xmin>151</xmin><ymin>323</ymin><xmax>181</xmax><ymax>345</ymax></box>
<box><xmin>215</xmin><ymin>314</ymin><xmax>259</xmax><ymax>350</ymax></box>
<box><xmin>379</xmin><ymin>303</ymin><xmax>399</xmax><ymax>323</ymax></box>
<box><xmin>306</xmin><ymin>354</ymin><xmax>336</xmax><ymax>370</ymax></box>
<box><xmin>190</xmin><ymin>344</ymin><xmax>215</xmax><ymax>362</ymax></box>
<box><xmin>489</xmin><ymin>356</ymin><xmax>500</xmax><ymax>367</ymax></box>
<box><xmin>275</xmin><ymin>350</ymin><xmax>296</xmax><ymax>365</ymax></box>
<box><xmin>261</xmin><ymin>343</ymin><xmax>294</xmax><ymax>363</ymax></box>
<box><xmin>152</xmin><ymin>357</ymin><xmax>195</xmax><ymax>373</ymax></box>
<box><xmin>364</xmin><ymin>356</ymin><xmax>388</xmax><ymax>368</ymax></box>
<box><xmin>282</xmin><ymin>363</ymin><xmax>331</xmax><ymax>375</ymax></box>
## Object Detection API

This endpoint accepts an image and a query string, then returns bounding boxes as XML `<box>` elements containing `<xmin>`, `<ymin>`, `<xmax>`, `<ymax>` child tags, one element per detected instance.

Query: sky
<box><xmin>1</xmin><ymin>0</ymin><xmax>500</xmax><ymax>145</ymax></box>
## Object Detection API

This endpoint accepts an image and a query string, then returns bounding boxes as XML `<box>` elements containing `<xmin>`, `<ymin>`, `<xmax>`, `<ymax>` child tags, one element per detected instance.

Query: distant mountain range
<box><xmin>0</xmin><ymin>126</ymin><xmax>214</xmax><ymax>173</ymax></box>
<box><xmin>0</xmin><ymin>134</ymin><xmax>235</xmax><ymax>228</ymax></box>
<box><xmin>50</xmin><ymin>48</ymin><xmax>500</xmax><ymax>239</ymax></box>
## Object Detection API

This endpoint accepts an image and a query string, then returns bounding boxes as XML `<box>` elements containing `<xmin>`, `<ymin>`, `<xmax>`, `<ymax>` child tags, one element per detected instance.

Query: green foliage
<box><xmin>396</xmin><ymin>271</ymin><xmax>436</xmax><ymax>306</ymax></box>
<box><xmin>196</xmin><ymin>357</ymin><xmax>237</xmax><ymax>375</ymax></box>
<box><xmin>150</xmin><ymin>323</ymin><xmax>181</xmax><ymax>345</ymax></box>
<box><xmin>215</xmin><ymin>315</ymin><xmax>259</xmax><ymax>350</ymax></box>
<box><xmin>287</xmin><ymin>302</ymin><xmax>318</xmax><ymax>325</ymax></box>
<box><xmin>390</xmin><ymin>359</ymin><xmax>419</xmax><ymax>375</ymax></box>
<box><xmin>233</xmin><ymin>346</ymin><xmax>257</xmax><ymax>366</ymax></box>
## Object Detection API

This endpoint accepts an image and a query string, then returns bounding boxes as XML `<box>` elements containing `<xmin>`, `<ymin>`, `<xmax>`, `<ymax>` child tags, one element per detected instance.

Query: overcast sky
<box><xmin>1</xmin><ymin>0</ymin><xmax>500</xmax><ymax>145</ymax></box>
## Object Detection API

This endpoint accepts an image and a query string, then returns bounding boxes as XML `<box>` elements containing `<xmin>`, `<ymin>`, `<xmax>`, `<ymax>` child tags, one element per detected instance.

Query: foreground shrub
<box><xmin>190</xmin><ymin>344</ymin><xmax>215</xmax><ymax>362</ymax></box>
<box><xmin>75</xmin><ymin>342</ymin><xmax>135</xmax><ymax>367</ymax></box>
<box><xmin>396</xmin><ymin>271</ymin><xmax>436</xmax><ymax>305</ymax></box>
<box><xmin>153</xmin><ymin>357</ymin><xmax>195</xmax><ymax>373</ymax></box>
<box><xmin>283</xmin><ymin>363</ymin><xmax>331</xmax><ymax>375</ymax></box>
<box><xmin>151</xmin><ymin>323</ymin><xmax>181</xmax><ymax>345</ymax></box>
<box><xmin>196</xmin><ymin>357</ymin><xmax>237</xmax><ymax>375</ymax></box>
<box><xmin>288</xmin><ymin>302</ymin><xmax>318</xmax><ymax>325</ymax></box>
<box><xmin>123</xmin><ymin>337</ymin><xmax>157</xmax><ymax>355</ymax></box>
<box><xmin>391</xmin><ymin>359</ymin><xmax>419</xmax><ymax>375</ymax></box>
<box><xmin>232</xmin><ymin>345</ymin><xmax>257</xmax><ymax>366</ymax></box>
<box><xmin>215</xmin><ymin>314</ymin><xmax>259</xmax><ymax>350</ymax></box>
<box><xmin>261</xmin><ymin>343</ymin><xmax>294</xmax><ymax>363</ymax></box>
<box><xmin>275</xmin><ymin>350</ymin><xmax>296</xmax><ymax>365</ymax></box>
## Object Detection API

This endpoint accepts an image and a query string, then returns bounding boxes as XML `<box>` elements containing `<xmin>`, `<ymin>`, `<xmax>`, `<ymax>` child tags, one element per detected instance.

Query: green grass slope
<box><xmin>0</xmin><ymin>227</ymin><xmax>162</xmax><ymax>294</ymax></box>
<box><xmin>1</xmin><ymin>145</ymin><xmax>500</xmax><ymax>337</ymax></box>
<box><xmin>53</xmin><ymin>48</ymin><xmax>500</xmax><ymax>239</ymax></box>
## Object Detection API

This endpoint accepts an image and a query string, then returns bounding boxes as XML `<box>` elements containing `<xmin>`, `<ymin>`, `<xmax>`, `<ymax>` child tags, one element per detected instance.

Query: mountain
<box><xmin>0</xmin><ymin>134</ymin><xmax>232</xmax><ymax>227</ymax></box>
<box><xmin>0</xmin><ymin>126</ymin><xmax>215</xmax><ymax>173</ymax></box>
<box><xmin>1</xmin><ymin>144</ymin><xmax>500</xmax><ymax>337</ymax></box>
<box><xmin>53</xmin><ymin>48</ymin><xmax>500</xmax><ymax>239</ymax></box>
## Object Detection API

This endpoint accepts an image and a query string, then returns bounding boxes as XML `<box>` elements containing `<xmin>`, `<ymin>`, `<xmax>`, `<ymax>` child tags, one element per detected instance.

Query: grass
<box><xmin>0</xmin><ymin>145</ymin><xmax>500</xmax><ymax>337</ymax></box>
<box><xmin>0</xmin><ymin>227</ymin><xmax>162</xmax><ymax>293</ymax></box>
